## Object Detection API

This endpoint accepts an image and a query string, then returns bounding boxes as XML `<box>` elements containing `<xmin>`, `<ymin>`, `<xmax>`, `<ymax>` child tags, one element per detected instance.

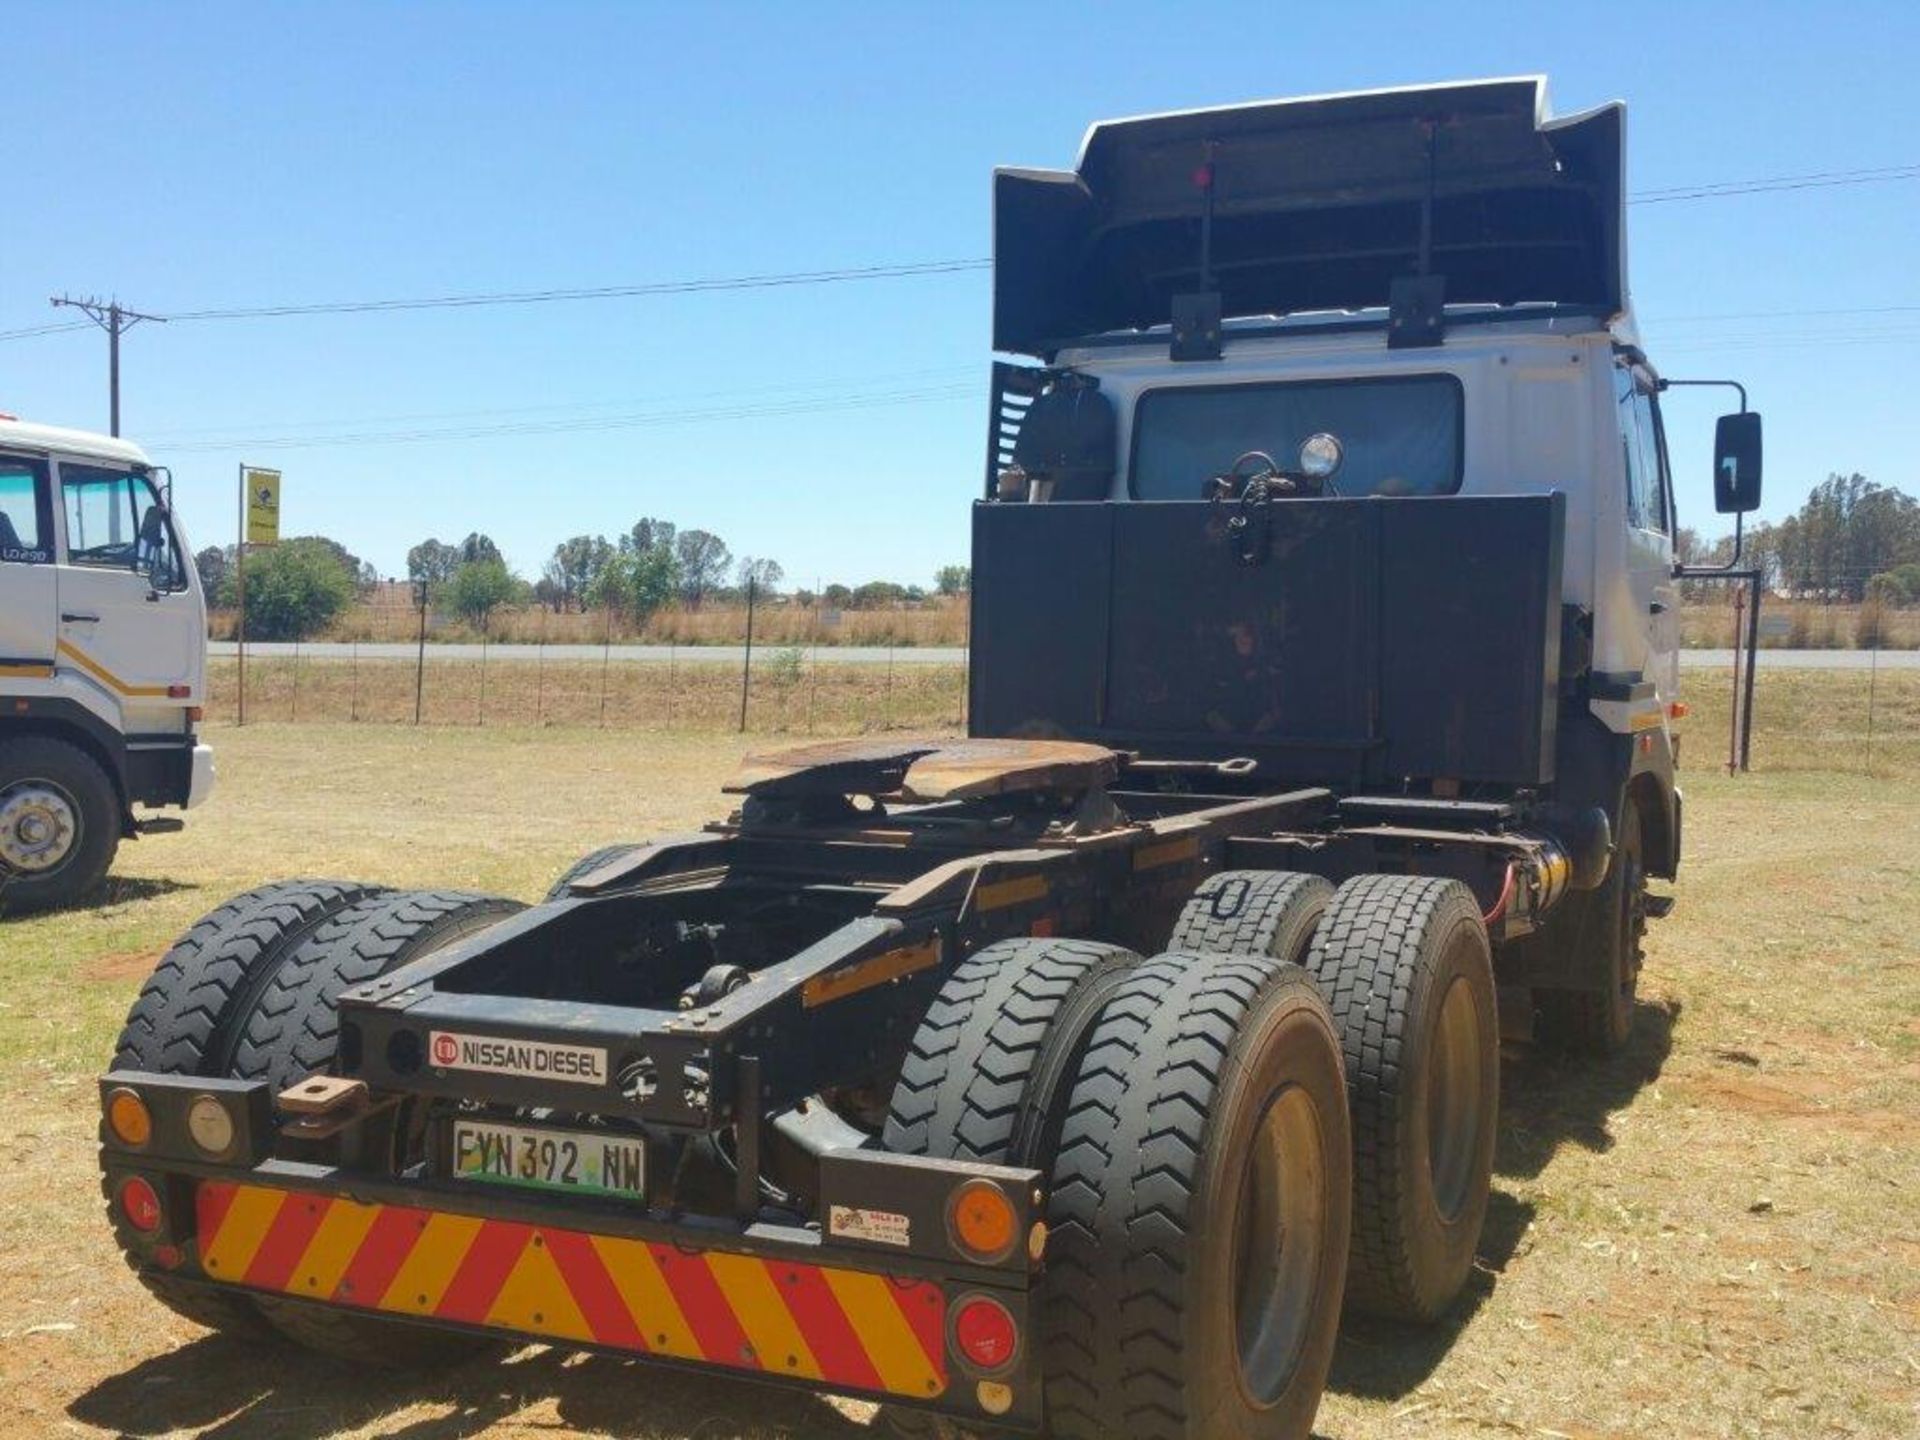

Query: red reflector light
<box><xmin>953</xmin><ymin>1295</ymin><xmax>1018</xmax><ymax>1372</ymax></box>
<box><xmin>167</xmin><ymin>685</ymin><xmax>191</xmax><ymax>698</ymax></box>
<box><xmin>120</xmin><ymin>1176</ymin><xmax>163</xmax><ymax>1233</ymax></box>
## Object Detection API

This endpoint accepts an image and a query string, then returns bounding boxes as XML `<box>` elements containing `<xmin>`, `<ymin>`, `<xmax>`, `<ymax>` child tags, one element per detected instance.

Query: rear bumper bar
<box><xmin>101</xmin><ymin>1071</ymin><xmax>1044</xmax><ymax>1430</ymax></box>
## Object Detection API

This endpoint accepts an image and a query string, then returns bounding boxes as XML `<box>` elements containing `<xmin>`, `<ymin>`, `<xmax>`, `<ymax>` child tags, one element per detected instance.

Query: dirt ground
<box><xmin>1</xmin><ymin>671</ymin><xmax>1916</xmax><ymax>1438</ymax></box>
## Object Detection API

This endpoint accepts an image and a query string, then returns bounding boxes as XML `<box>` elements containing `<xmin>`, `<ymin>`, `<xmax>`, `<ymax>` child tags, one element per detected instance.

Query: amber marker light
<box><xmin>950</xmin><ymin>1179</ymin><xmax>1018</xmax><ymax>1262</ymax></box>
<box><xmin>107</xmin><ymin>1087</ymin><xmax>153</xmax><ymax>1148</ymax></box>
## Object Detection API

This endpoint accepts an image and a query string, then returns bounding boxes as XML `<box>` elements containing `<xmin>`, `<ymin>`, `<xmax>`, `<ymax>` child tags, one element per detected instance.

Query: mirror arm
<box><xmin>1657</xmin><ymin>377</ymin><xmax>1747</xmax><ymax>413</ymax></box>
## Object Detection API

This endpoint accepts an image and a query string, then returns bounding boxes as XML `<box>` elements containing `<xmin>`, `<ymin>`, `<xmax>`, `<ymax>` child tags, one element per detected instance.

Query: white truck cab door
<box><xmin>0</xmin><ymin>454</ymin><xmax>59</xmax><ymax>672</ymax></box>
<box><xmin>52</xmin><ymin>460</ymin><xmax>199</xmax><ymax>721</ymax></box>
<box><xmin>1612</xmin><ymin>367</ymin><xmax>1680</xmax><ymax>702</ymax></box>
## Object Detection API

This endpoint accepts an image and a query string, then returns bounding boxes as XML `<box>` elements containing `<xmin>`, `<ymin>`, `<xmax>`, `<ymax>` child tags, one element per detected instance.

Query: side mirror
<box><xmin>1713</xmin><ymin>412</ymin><xmax>1762</xmax><ymax>514</ymax></box>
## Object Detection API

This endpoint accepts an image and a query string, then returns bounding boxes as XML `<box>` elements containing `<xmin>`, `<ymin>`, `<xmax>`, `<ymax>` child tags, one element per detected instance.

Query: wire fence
<box><xmin>205</xmin><ymin>593</ymin><xmax>1919</xmax><ymax>778</ymax></box>
<box><xmin>213</xmin><ymin>645</ymin><xmax>969</xmax><ymax>735</ymax></box>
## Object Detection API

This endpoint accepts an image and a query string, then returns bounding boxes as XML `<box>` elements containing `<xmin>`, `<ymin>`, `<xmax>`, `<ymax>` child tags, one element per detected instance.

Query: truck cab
<box><xmin>976</xmin><ymin>76</ymin><xmax>1762</xmax><ymax>1049</ymax></box>
<box><xmin>0</xmin><ymin>415</ymin><xmax>212</xmax><ymax>911</ymax></box>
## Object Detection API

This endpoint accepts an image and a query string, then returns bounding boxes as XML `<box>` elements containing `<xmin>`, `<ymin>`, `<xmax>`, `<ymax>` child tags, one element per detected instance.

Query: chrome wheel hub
<box><xmin>0</xmin><ymin>782</ymin><xmax>79</xmax><ymax>874</ymax></box>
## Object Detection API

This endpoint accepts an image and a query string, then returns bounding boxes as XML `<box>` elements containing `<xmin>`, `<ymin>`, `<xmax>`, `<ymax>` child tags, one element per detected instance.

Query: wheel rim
<box><xmin>0</xmin><ymin>779</ymin><xmax>80</xmax><ymax>875</ymax></box>
<box><xmin>1231</xmin><ymin>1083</ymin><xmax>1328</xmax><ymax>1407</ymax></box>
<box><xmin>1426</xmin><ymin>974</ymin><xmax>1484</xmax><ymax>1222</ymax></box>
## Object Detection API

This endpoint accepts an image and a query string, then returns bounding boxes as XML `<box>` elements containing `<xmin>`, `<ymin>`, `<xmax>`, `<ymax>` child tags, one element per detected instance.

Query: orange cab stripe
<box><xmin>55</xmin><ymin>640</ymin><xmax>170</xmax><ymax>697</ymax></box>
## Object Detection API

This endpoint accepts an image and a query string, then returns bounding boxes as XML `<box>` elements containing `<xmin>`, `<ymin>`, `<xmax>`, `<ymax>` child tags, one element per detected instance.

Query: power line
<box><xmin>160</xmin><ymin>258</ymin><xmax>992</xmax><ymax>322</ymax></box>
<box><xmin>140</xmin><ymin>365</ymin><xmax>979</xmax><ymax>442</ymax></box>
<box><xmin>0</xmin><ymin>319</ymin><xmax>94</xmax><ymax>341</ymax></box>
<box><xmin>161</xmin><ymin>381</ymin><xmax>980</xmax><ymax>454</ymax></box>
<box><xmin>1630</xmin><ymin>162</ymin><xmax>1920</xmax><ymax>205</ymax></box>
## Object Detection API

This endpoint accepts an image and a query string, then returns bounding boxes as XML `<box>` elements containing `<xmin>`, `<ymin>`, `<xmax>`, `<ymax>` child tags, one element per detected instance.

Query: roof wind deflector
<box><xmin>992</xmin><ymin>77</ymin><xmax>1625</xmax><ymax>357</ymax></box>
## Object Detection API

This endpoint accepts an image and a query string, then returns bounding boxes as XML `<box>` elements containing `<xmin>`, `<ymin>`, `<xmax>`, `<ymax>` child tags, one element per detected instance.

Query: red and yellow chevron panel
<box><xmin>195</xmin><ymin>1181</ymin><xmax>947</xmax><ymax>1398</ymax></box>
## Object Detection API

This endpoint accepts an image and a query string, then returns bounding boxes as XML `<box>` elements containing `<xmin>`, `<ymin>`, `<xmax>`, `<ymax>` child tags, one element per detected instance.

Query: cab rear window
<box><xmin>1131</xmin><ymin>376</ymin><xmax>1464</xmax><ymax>500</ymax></box>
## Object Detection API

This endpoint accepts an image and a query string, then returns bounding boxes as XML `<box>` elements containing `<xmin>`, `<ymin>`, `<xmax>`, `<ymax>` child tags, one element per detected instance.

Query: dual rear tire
<box><xmin>1169</xmin><ymin>869</ymin><xmax>1499</xmax><ymax>1325</ymax></box>
<box><xmin>107</xmin><ymin>882</ymin><xmax>522</xmax><ymax>1363</ymax></box>
<box><xmin>888</xmin><ymin>897</ymin><xmax>1354</xmax><ymax>1440</ymax></box>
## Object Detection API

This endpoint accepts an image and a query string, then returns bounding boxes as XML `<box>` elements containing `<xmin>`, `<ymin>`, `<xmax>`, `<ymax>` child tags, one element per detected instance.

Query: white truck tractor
<box><xmin>0</xmin><ymin>415</ymin><xmax>212</xmax><ymax>912</ymax></box>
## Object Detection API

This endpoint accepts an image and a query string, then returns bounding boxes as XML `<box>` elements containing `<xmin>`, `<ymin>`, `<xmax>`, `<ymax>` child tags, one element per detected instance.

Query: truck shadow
<box><xmin>68</xmin><ymin>1335</ymin><xmax>872</xmax><ymax>1440</ymax></box>
<box><xmin>1497</xmin><ymin>995</ymin><xmax>1679</xmax><ymax>1181</ymax></box>
<box><xmin>1327</xmin><ymin>996</ymin><xmax>1676</xmax><ymax>1403</ymax></box>
<box><xmin>0</xmin><ymin>874</ymin><xmax>196</xmax><ymax>922</ymax></box>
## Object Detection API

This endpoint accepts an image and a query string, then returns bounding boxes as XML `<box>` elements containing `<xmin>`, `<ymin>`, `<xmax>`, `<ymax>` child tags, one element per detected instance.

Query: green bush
<box><xmin>445</xmin><ymin>558</ymin><xmax>524</xmax><ymax>628</ymax></box>
<box><xmin>221</xmin><ymin>538</ymin><xmax>355</xmax><ymax>641</ymax></box>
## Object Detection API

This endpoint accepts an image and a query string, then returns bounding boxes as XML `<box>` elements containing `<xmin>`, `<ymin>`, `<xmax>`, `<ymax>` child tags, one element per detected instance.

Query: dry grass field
<box><xmin>1</xmin><ymin>669</ymin><xmax>1916</xmax><ymax>1439</ymax></box>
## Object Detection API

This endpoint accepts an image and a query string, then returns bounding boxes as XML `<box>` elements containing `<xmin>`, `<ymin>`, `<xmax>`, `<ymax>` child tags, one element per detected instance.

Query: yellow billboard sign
<box><xmin>243</xmin><ymin>466</ymin><xmax>282</xmax><ymax>545</ymax></box>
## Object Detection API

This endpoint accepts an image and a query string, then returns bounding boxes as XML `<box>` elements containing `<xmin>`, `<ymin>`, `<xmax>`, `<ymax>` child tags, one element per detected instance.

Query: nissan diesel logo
<box><xmin>427</xmin><ymin>1029</ymin><xmax>607</xmax><ymax>1085</ymax></box>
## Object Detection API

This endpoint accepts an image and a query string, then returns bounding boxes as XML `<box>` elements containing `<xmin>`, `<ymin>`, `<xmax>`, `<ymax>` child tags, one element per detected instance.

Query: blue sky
<box><xmin>4</xmin><ymin>1</ymin><xmax>1917</xmax><ymax>587</ymax></box>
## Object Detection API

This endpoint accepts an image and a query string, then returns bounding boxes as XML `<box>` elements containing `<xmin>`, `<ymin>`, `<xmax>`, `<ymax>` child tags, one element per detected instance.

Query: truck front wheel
<box><xmin>0</xmin><ymin>735</ymin><xmax>119</xmax><ymax>913</ymax></box>
<box><xmin>1536</xmin><ymin>799</ymin><xmax>1646</xmax><ymax>1057</ymax></box>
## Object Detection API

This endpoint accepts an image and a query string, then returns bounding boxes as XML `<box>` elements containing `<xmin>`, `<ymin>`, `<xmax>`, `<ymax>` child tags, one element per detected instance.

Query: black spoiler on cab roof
<box><xmin>993</xmin><ymin>77</ymin><xmax>1625</xmax><ymax>356</ymax></box>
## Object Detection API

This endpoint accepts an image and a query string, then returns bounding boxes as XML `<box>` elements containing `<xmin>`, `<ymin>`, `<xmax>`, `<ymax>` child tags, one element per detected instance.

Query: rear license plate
<box><xmin>449</xmin><ymin>1120</ymin><xmax>645</xmax><ymax>1200</ymax></box>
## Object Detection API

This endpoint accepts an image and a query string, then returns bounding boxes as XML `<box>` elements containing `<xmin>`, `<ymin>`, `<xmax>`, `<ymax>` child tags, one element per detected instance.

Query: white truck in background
<box><xmin>0</xmin><ymin>415</ymin><xmax>212</xmax><ymax>912</ymax></box>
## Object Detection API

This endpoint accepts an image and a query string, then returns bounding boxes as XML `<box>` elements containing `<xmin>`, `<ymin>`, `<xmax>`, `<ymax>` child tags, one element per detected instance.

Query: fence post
<box><xmin>413</xmin><ymin>581</ymin><xmax>428</xmax><ymax>725</ymax></box>
<box><xmin>738</xmin><ymin>576</ymin><xmax>757</xmax><ymax>733</ymax></box>
<box><xmin>290</xmin><ymin>640</ymin><xmax>300</xmax><ymax>722</ymax></box>
<box><xmin>807</xmin><ymin>578</ymin><xmax>822</xmax><ymax>733</ymax></box>
<box><xmin>478</xmin><ymin>614</ymin><xmax>489</xmax><ymax>726</ymax></box>
<box><xmin>1865</xmin><ymin>637</ymin><xmax>1879</xmax><ymax>774</ymax></box>
<box><xmin>599</xmin><ymin>605</ymin><xmax>613</xmax><ymax>728</ymax></box>
<box><xmin>350</xmin><ymin>637</ymin><xmax>360</xmax><ymax>723</ymax></box>
<box><xmin>536</xmin><ymin>606</ymin><xmax>546</xmax><ymax>726</ymax></box>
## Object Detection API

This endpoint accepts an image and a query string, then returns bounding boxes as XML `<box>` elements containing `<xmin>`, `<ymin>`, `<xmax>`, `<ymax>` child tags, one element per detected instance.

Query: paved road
<box><xmin>209</xmin><ymin>642</ymin><xmax>1915</xmax><ymax>669</ymax></box>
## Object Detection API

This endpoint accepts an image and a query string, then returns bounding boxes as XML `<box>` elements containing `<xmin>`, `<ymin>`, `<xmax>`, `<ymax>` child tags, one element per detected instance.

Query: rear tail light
<box><xmin>187</xmin><ymin>705</ymin><xmax>204</xmax><ymax>722</ymax></box>
<box><xmin>952</xmin><ymin>1294</ymin><xmax>1019</xmax><ymax>1372</ymax></box>
<box><xmin>167</xmin><ymin>684</ymin><xmax>191</xmax><ymax>699</ymax></box>
<box><xmin>119</xmin><ymin>1176</ymin><xmax>163</xmax><ymax>1233</ymax></box>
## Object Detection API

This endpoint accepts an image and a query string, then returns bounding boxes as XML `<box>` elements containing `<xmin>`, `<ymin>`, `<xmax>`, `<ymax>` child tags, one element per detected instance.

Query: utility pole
<box><xmin>48</xmin><ymin>295</ymin><xmax>166</xmax><ymax>436</ymax></box>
